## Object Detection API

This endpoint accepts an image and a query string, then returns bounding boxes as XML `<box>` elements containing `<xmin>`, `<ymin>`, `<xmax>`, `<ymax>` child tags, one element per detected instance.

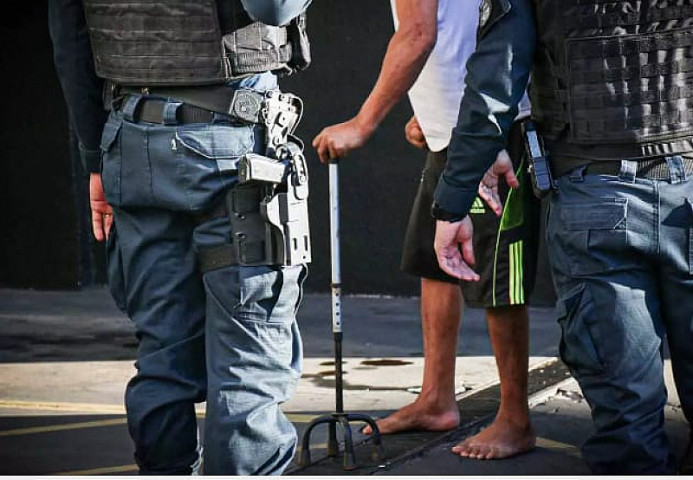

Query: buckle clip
<box><xmin>228</xmin><ymin>89</ymin><xmax>263</xmax><ymax>124</ymax></box>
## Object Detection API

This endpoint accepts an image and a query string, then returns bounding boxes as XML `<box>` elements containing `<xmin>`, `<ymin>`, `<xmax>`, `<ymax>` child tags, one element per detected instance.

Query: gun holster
<box><xmin>226</xmin><ymin>142</ymin><xmax>311</xmax><ymax>267</ymax></box>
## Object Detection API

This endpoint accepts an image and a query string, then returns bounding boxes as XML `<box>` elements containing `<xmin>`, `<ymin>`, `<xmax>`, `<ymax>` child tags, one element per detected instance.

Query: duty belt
<box><xmin>113</xmin><ymin>84</ymin><xmax>267</xmax><ymax>125</ymax></box>
<box><xmin>552</xmin><ymin>156</ymin><xmax>693</xmax><ymax>180</ymax></box>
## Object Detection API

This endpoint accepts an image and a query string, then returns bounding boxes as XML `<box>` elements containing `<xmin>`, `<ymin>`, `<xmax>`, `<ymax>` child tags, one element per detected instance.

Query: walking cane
<box><xmin>298</xmin><ymin>158</ymin><xmax>384</xmax><ymax>470</ymax></box>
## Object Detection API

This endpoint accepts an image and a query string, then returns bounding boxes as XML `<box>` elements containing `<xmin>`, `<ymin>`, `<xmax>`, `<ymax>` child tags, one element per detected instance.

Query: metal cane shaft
<box><xmin>329</xmin><ymin>161</ymin><xmax>344</xmax><ymax>413</ymax></box>
<box><xmin>329</xmin><ymin>162</ymin><xmax>342</xmax><ymax>335</ymax></box>
<box><xmin>334</xmin><ymin>331</ymin><xmax>344</xmax><ymax>413</ymax></box>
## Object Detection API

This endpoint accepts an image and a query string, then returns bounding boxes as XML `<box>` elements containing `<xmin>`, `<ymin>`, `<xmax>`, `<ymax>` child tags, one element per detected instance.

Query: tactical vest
<box><xmin>531</xmin><ymin>0</ymin><xmax>693</xmax><ymax>159</ymax></box>
<box><xmin>81</xmin><ymin>0</ymin><xmax>310</xmax><ymax>86</ymax></box>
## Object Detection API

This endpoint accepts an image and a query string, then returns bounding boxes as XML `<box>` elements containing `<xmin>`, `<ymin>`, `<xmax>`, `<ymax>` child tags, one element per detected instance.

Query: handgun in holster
<box><xmin>227</xmin><ymin>143</ymin><xmax>311</xmax><ymax>267</ymax></box>
<box><xmin>225</xmin><ymin>91</ymin><xmax>311</xmax><ymax>267</ymax></box>
<box><xmin>521</xmin><ymin>119</ymin><xmax>556</xmax><ymax>199</ymax></box>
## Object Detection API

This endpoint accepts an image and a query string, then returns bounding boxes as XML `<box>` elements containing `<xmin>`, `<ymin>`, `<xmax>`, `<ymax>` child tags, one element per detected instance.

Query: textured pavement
<box><xmin>0</xmin><ymin>287</ymin><xmax>688</xmax><ymax>475</ymax></box>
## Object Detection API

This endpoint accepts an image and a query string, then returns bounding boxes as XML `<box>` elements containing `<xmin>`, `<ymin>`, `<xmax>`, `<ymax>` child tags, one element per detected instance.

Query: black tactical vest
<box><xmin>81</xmin><ymin>0</ymin><xmax>310</xmax><ymax>86</ymax></box>
<box><xmin>531</xmin><ymin>0</ymin><xmax>693</xmax><ymax>159</ymax></box>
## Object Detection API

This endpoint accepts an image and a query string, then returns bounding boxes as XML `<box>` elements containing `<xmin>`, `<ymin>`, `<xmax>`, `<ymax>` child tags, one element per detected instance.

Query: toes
<box><xmin>479</xmin><ymin>446</ymin><xmax>496</xmax><ymax>460</ymax></box>
<box><xmin>467</xmin><ymin>445</ymin><xmax>484</xmax><ymax>459</ymax></box>
<box><xmin>452</xmin><ymin>442</ymin><xmax>498</xmax><ymax>460</ymax></box>
<box><xmin>452</xmin><ymin>439</ymin><xmax>472</xmax><ymax>456</ymax></box>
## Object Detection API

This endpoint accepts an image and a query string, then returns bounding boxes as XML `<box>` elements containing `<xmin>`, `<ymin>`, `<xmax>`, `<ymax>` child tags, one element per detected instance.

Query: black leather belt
<box><xmin>553</xmin><ymin>156</ymin><xmax>693</xmax><ymax>180</ymax></box>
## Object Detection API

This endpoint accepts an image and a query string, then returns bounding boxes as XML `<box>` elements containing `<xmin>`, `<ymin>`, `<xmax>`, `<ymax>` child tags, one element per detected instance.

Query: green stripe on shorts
<box><xmin>492</xmin><ymin>157</ymin><xmax>526</xmax><ymax>306</ymax></box>
<box><xmin>509</xmin><ymin>240</ymin><xmax>524</xmax><ymax>305</ymax></box>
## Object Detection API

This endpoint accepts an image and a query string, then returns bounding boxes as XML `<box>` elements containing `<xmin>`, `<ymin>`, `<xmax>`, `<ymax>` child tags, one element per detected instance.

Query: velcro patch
<box><xmin>478</xmin><ymin>0</ymin><xmax>512</xmax><ymax>39</ymax></box>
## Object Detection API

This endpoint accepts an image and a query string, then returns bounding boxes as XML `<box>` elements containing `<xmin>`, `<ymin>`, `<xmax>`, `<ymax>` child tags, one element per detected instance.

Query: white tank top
<box><xmin>390</xmin><ymin>0</ymin><xmax>531</xmax><ymax>152</ymax></box>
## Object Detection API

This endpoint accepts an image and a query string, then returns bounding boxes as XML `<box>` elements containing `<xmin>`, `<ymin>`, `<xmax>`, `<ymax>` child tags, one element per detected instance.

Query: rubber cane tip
<box><xmin>342</xmin><ymin>453</ymin><xmax>357</xmax><ymax>471</ymax></box>
<box><xmin>298</xmin><ymin>449</ymin><xmax>311</xmax><ymax>467</ymax></box>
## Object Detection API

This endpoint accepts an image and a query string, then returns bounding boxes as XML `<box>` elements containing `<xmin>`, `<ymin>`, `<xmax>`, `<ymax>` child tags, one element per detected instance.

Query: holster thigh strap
<box><xmin>197</xmin><ymin>244</ymin><xmax>238</xmax><ymax>273</ymax></box>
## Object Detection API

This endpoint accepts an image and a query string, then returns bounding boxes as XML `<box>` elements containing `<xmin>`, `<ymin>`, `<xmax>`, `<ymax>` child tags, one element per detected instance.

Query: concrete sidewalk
<box><xmin>0</xmin><ymin>287</ymin><xmax>688</xmax><ymax>475</ymax></box>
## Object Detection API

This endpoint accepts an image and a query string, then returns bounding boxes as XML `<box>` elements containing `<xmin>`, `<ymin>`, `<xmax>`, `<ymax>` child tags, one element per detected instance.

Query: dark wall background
<box><xmin>0</xmin><ymin>0</ymin><xmax>555</xmax><ymax>304</ymax></box>
<box><xmin>281</xmin><ymin>1</ymin><xmax>423</xmax><ymax>296</ymax></box>
<box><xmin>0</xmin><ymin>0</ymin><xmax>81</xmax><ymax>289</ymax></box>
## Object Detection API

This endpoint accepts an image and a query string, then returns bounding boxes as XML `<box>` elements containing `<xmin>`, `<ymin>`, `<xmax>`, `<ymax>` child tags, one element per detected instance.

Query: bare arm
<box><xmin>313</xmin><ymin>0</ymin><xmax>438</xmax><ymax>162</ymax></box>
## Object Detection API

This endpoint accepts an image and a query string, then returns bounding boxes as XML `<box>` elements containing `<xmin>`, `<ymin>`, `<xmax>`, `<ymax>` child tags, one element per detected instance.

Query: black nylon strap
<box><xmin>571</xmin><ymin>84</ymin><xmax>693</xmax><ymax>110</ymax></box>
<box><xmin>571</xmin><ymin>57</ymin><xmax>693</xmax><ymax>84</ymax></box>
<box><xmin>552</xmin><ymin>156</ymin><xmax>693</xmax><ymax>179</ymax></box>
<box><xmin>197</xmin><ymin>244</ymin><xmax>238</xmax><ymax>273</ymax></box>
<box><xmin>574</xmin><ymin>105</ymin><xmax>693</xmax><ymax>134</ymax></box>
<box><xmin>570</xmin><ymin>29</ymin><xmax>693</xmax><ymax>60</ymax></box>
<box><xmin>136</xmin><ymin>99</ymin><xmax>216</xmax><ymax>124</ymax></box>
<box><xmin>574</xmin><ymin>5</ymin><xmax>693</xmax><ymax>29</ymax></box>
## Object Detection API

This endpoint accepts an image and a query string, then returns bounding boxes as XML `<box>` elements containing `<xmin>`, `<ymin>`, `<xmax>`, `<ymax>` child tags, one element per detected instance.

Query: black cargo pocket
<box><xmin>105</xmin><ymin>223</ymin><xmax>127</xmax><ymax>313</ymax></box>
<box><xmin>155</xmin><ymin>124</ymin><xmax>255</xmax><ymax>211</ymax></box>
<box><xmin>556</xmin><ymin>284</ymin><xmax>605</xmax><ymax>377</ymax></box>
<box><xmin>100</xmin><ymin>117</ymin><xmax>123</xmax><ymax>206</ymax></box>
<box><xmin>559</xmin><ymin>198</ymin><xmax>628</xmax><ymax>276</ymax></box>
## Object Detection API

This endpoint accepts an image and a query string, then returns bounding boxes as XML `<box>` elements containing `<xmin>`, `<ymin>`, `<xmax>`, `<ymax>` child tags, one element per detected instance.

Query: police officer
<box><xmin>432</xmin><ymin>0</ymin><xmax>693</xmax><ymax>474</ymax></box>
<box><xmin>49</xmin><ymin>0</ymin><xmax>312</xmax><ymax>474</ymax></box>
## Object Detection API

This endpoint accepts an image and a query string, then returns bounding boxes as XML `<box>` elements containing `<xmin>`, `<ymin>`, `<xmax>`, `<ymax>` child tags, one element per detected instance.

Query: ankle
<box><xmin>418</xmin><ymin>386</ymin><xmax>457</xmax><ymax>404</ymax></box>
<box><xmin>494</xmin><ymin>410</ymin><xmax>532</xmax><ymax>431</ymax></box>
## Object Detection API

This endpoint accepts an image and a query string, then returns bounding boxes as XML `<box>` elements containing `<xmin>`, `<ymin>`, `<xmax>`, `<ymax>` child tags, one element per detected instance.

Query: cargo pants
<box><xmin>101</xmin><ymin>73</ymin><xmax>306</xmax><ymax>475</ymax></box>
<box><xmin>547</xmin><ymin>156</ymin><xmax>693</xmax><ymax>474</ymax></box>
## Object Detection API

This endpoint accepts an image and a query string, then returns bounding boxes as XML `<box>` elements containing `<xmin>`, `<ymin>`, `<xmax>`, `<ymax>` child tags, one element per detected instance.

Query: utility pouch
<box><xmin>522</xmin><ymin>119</ymin><xmax>556</xmax><ymax>198</ymax></box>
<box><xmin>227</xmin><ymin>142</ymin><xmax>311</xmax><ymax>266</ymax></box>
<box><xmin>287</xmin><ymin>13</ymin><xmax>311</xmax><ymax>73</ymax></box>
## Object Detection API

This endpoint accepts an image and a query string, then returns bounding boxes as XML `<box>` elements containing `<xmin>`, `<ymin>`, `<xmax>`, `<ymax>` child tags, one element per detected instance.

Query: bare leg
<box><xmin>363</xmin><ymin>277</ymin><xmax>462</xmax><ymax>434</ymax></box>
<box><xmin>452</xmin><ymin>305</ymin><xmax>535</xmax><ymax>459</ymax></box>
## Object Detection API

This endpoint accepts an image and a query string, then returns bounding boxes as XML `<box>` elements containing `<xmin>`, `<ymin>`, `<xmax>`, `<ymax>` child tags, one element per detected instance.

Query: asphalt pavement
<box><xmin>0</xmin><ymin>287</ymin><xmax>688</xmax><ymax>475</ymax></box>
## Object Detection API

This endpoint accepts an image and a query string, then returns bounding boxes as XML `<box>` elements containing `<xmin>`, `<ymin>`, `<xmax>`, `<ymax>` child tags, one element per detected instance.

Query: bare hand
<box><xmin>404</xmin><ymin>115</ymin><xmax>427</xmax><ymax>149</ymax></box>
<box><xmin>434</xmin><ymin>217</ymin><xmax>480</xmax><ymax>281</ymax></box>
<box><xmin>312</xmin><ymin>118</ymin><xmax>372</xmax><ymax>163</ymax></box>
<box><xmin>89</xmin><ymin>173</ymin><xmax>114</xmax><ymax>242</ymax></box>
<box><xmin>477</xmin><ymin>149</ymin><xmax>520</xmax><ymax>217</ymax></box>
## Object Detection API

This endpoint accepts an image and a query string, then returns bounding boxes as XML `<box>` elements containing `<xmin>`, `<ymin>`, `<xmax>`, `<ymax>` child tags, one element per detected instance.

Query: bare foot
<box><xmin>451</xmin><ymin>417</ymin><xmax>535</xmax><ymax>460</ymax></box>
<box><xmin>362</xmin><ymin>399</ymin><xmax>460</xmax><ymax>435</ymax></box>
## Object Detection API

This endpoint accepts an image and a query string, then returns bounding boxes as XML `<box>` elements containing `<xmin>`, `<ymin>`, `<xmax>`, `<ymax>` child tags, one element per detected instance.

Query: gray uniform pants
<box><xmin>102</xmin><ymin>73</ymin><xmax>305</xmax><ymax>475</ymax></box>
<box><xmin>547</xmin><ymin>156</ymin><xmax>693</xmax><ymax>474</ymax></box>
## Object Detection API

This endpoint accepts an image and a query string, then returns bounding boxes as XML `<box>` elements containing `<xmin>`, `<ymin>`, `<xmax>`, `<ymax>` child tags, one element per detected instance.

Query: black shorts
<box><xmin>400</xmin><ymin>120</ymin><xmax>541</xmax><ymax>308</ymax></box>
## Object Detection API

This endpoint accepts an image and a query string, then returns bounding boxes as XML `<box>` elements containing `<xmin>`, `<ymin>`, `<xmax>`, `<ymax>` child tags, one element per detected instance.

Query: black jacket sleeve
<box><xmin>48</xmin><ymin>0</ymin><xmax>107</xmax><ymax>174</ymax></box>
<box><xmin>433</xmin><ymin>0</ymin><xmax>536</xmax><ymax>218</ymax></box>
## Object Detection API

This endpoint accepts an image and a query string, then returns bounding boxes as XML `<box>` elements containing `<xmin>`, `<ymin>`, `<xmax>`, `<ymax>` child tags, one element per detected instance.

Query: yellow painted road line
<box><xmin>0</xmin><ymin>400</ymin><xmax>205</xmax><ymax>416</ymax></box>
<box><xmin>285</xmin><ymin>413</ymin><xmax>320</xmax><ymax>423</ymax></box>
<box><xmin>0</xmin><ymin>400</ymin><xmax>126</xmax><ymax>415</ymax></box>
<box><xmin>536</xmin><ymin>436</ymin><xmax>581</xmax><ymax>458</ymax></box>
<box><xmin>55</xmin><ymin>445</ymin><xmax>331</xmax><ymax>476</ymax></box>
<box><xmin>0</xmin><ymin>401</ymin><xmax>318</xmax><ymax>424</ymax></box>
<box><xmin>56</xmin><ymin>464</ymin><xmax>138</xmax><ymax>476</ymax></box>
<box><xmin>0</xmin><ymin>418</ymin><xmax>126</xmax><ymax>437</ymax></box>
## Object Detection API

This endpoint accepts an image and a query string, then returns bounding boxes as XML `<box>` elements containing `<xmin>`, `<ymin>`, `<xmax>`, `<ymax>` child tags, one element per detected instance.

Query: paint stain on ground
<box><xmin>300</xmin><ymin>358</ymin><xmax>415</xmax><ymax>391</ymax></box>
<box><xmin>319</xmin><ymin>360</ymin><xmax>347</xmax><ymax>366</ymax></box>
<box><xmin>360</xmin><ymin>359</ymin><xmax>413</xmax><ymax>367</ymax></box>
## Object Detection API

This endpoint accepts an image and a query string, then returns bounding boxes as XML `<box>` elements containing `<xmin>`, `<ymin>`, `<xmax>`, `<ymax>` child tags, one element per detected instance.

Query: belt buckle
<box><xmin>229</xmin><ymin>89</ymin><xmax>262</xmax><ymax>124</ymax></box>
